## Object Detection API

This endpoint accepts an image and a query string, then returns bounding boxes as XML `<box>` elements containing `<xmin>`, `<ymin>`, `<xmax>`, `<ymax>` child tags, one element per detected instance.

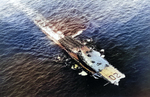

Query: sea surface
<box><xmin>0</xmin><ymin>0</ymin><xmax>150</xmax><ymax>97</ymax></box>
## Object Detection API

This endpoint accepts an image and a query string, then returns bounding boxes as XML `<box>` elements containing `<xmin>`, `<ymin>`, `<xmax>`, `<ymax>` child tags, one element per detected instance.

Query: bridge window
<box><xmin>97</xmin><ymin>63</ymin><xmax>102</xmax><ymax>66</ymax></box>
<box><xmin>87</xmin><ymin>54</ymin><xmax>91</xmax><ymax>57</ymax></box>
<box><xmin>91</xmin><ymin>61</ymin><xmax>95</xmax><ymax>63</ymax></box>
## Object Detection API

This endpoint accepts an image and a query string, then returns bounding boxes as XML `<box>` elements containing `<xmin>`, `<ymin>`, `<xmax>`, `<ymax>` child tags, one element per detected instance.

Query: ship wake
<box><xmin>10</xmin><ymin>0</ymin><xmax>89</xmax><ymax>42</ymax></box>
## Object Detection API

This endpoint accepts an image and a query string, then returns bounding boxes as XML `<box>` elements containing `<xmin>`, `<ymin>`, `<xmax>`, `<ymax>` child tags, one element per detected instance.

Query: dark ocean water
<box><xmin>0</xmin><ymin>0</ymin><xmax>150</xmax><ymax>97</ymax></box>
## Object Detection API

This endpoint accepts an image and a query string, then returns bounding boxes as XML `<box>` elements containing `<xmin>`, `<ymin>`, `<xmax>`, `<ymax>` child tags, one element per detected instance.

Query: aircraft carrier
<box><xmin>34</xmin><ymin>17</ymin><xmax>125</xmax><ymax>86</ymax></box>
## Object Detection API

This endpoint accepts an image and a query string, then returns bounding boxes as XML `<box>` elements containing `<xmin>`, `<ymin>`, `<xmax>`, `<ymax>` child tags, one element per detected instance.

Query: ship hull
<box><xmin>34</xmin><ymin>17</ymin><xmax>125</xmax><ymax>86</ymax></box>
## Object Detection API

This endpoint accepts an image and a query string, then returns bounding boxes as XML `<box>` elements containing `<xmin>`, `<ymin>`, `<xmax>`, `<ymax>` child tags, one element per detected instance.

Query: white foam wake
<box><xmin>9</xmin><ymin>1</ymin><xmax>64</xmax><ymax>41</ymax></box>
<box><xmin>9</xmin><ymin>0</ymin><xmax>84</xmax><ymax>42</ymax></box>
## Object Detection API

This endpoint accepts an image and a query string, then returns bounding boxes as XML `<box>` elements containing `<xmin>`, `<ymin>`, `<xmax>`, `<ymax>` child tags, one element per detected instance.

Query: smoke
<box><xmin>10</xmin><ymin>1</ymin><xmax>90</xmax><ymax>39</ymax></box>
<box><xmin>46</xmin><ymin>8</ymin><xmax>89</xmax><ymax>36</ymax></box>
